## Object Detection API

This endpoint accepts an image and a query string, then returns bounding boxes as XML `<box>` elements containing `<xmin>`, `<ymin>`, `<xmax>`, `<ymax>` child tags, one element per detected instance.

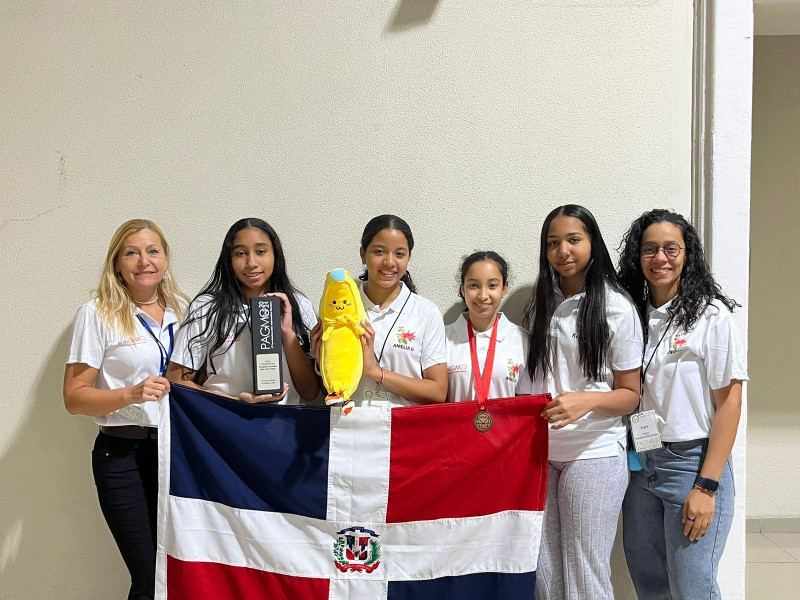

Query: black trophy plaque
<box><xmin>250</xmin><ymin>296</ymin><xmax>284</xmax><ymax>396</ymax></box>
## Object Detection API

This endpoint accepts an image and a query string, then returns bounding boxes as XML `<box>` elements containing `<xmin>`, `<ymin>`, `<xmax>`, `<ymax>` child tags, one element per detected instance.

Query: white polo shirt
<box><xmin>517</xmin><ymin>283</ymin><xmax>643</xmax><ymax>462</ymax></box>
<box><xmin>171</xmin><ymin>293</ymin><xmax>318</xmax><ymax>404</ymax></box>
<box><xmin>67</xmin><ymin>299</ymin><xmax>181</xmax><ymax>427</ymax></box>
<box><xmin>352</xmin><ymin>282</ymin><xmax>447</xmax><ymax>408</ymax></box>
<box><xmin>445</xmin><ymin>313</ymin><xmax>528</xmax><ymax>403</ymax></box>
<box><xmin>642</xmin><ymin>298</ymin><xmax>748</xmax><ymax>442</ymax></box>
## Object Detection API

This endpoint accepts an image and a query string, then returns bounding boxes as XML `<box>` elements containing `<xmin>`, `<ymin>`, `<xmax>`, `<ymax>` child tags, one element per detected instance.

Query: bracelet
<box><xmin>379</xmin><ymin>367</ymin><xmax>385</xmax><ymax>386</ymax></box>
<box><xmin>693</xmin><ymin>483</ymin><xmax>717</xmax><ymax>495</ymax></box>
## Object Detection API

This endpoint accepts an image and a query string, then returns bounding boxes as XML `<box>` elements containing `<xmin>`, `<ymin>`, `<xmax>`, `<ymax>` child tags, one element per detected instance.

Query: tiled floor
<box><xmin>746</xmin><ymin>520</ymin><xmax>800</xmax><ymax>599</ymax></box>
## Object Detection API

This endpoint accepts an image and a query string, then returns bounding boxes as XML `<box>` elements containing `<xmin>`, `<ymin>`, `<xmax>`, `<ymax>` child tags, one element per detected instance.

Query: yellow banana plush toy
<box><xmin>319</xmin><ymin>269</ymin><xmax>365</xmax><ymax>415</ymax></box>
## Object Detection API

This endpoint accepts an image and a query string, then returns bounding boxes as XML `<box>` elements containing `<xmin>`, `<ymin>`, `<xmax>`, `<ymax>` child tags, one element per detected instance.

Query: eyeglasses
<box><xmin>640</xmin><ymin>243</ymin><xmax>684</xmax><ymax>259</ymax></box>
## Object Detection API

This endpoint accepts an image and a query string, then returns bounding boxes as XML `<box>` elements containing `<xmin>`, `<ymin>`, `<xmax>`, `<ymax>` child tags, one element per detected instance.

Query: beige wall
<box><xmin>748</xmin><ymin>35</ymin><xmax>800</xmax><ymax>519</ymax></box>
<box><xmin>0</xmin><ymin>1</ymin><xmax>693</xmax><ymax>597</ymax></box>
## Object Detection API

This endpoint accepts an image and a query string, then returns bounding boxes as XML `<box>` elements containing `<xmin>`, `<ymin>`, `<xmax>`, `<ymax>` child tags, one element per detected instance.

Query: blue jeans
<box><xmin>622</xmin><ymin>439</ymin><xmax>734</xmax><ymax>600</ymax></box>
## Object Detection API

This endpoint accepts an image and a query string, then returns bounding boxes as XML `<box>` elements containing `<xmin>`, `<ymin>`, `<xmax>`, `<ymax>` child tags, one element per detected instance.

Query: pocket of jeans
<box><xmin>663</xmin><ymin>441</ymin><xmax>703</xmax><ymax>462</ymax></box>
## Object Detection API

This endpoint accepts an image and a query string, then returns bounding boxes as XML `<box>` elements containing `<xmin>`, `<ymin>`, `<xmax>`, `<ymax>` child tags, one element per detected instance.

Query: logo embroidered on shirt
<box><xmin>448</xmin><ymin>363</ymin><xmax>468</xmax><ymax>374</ymax></box>
<box><xmin>669</xmin><ymin>334</ymin><xmax>688</xmax><ymax>354</ymax></box>
<box><xmin>506</xmin><ymin>359</ymin><xmax>520</xmax><ymax>381</ymax></box>
<box><xmin>117</xmin><ymin>336</ymin><xmax>147</xmax><ymax>347</ymax></box>
<box><xmin>395</xmin><ymin>327</ymin><xmax>416</xmax><ymax>345</ymax></box>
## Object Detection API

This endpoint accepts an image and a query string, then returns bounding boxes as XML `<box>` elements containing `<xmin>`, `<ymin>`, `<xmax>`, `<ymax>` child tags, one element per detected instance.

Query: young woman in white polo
<box><xmin>311</xmin><ymin>214</ymin><xmax>448</xmax><ymax>407</ymax></box>
<box><xmin>617</xmin><ymin>209</ymin><xmax>747</xmax><ymax>600</ymax></box>
<box><xmin>517</xmin><ymin>205</ymin><xmax>643</xmax><ymax>600</ymax></box>
<box><xmin>445</xmin><ymin>251</ymin><xmax>528</xmax><ymax>403</ymax></box>
<box><xmin>64</xmin><ymin>219</ymin><xmax>190</xmax><ymax>599</ymax></box>
<box><xmin>166</xmin><ymin>218</ymin><xmax>319</xmax><ymax>404</ymax></box>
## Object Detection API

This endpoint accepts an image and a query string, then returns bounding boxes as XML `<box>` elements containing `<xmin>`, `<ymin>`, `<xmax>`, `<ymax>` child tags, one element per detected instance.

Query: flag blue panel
<box><xmin>387</xmin><ymin>571</ymin><xmax>536</xmax><ymax>600</ymax></box>
<box><xmin>169</xmin><ymin>385</ymin><xmax>331</xmax><ymax>519</ymax></box>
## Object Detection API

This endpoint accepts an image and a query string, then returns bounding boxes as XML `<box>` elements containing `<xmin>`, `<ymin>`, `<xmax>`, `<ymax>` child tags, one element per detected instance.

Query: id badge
<box><xmin>118</xmin><ymin>403</ymin><xmax>145</xmax><ymax>424</ymax></box>
<box><xmin>630</xmin><ymin>410</ymin><xmax>662</xmax><ymax>452</ymax></box>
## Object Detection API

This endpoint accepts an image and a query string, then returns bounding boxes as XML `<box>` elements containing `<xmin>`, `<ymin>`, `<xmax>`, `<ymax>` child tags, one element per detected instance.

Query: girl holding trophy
<box><xmin>166</xmin><ymin>218</ymin><xmax>319</xmax><ymax>404</ymax></box>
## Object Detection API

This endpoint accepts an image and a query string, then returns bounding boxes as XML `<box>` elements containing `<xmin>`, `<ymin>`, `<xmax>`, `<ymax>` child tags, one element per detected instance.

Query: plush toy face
<box><xmin>326</xmin><ymin>284</ymin><xmax>360</xmax><ymax>317</ymax></box>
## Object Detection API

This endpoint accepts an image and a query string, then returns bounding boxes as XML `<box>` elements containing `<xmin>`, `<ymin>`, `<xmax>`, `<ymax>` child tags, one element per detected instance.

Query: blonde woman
<box><xmin>64</xmin><ymin>219</ymin><xmax>189</xmax><ymax>600</ymax></box>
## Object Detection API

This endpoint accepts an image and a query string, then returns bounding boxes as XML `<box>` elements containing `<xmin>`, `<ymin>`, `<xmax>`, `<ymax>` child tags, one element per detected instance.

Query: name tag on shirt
<box><xmin>118</xmin><ymin>403</ymin><xmax>145</xmax><ymax>424</ymax></box>
<box><xmin>630</xmin><ymin>410</ymin><xmax>662</xmax><ymax>452</ymax></box>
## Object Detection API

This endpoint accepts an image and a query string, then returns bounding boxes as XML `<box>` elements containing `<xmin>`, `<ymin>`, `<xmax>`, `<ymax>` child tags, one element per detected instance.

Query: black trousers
<box><xmin>92</xmin><ymin>431</ymin><xmax>158</xmax><ymax>600</ymax></box>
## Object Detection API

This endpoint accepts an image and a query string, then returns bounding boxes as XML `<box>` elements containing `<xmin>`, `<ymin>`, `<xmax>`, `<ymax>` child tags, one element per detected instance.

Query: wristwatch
<box><xmin>694</xmin><ymin>476</ymin><xmax>720</xmax><ymax>494</ymax></box>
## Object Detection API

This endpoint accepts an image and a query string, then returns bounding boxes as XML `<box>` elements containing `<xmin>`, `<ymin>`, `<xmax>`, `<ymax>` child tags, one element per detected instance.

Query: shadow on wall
<box><xmin>0</xmin><ymin>327</ymin><xmax>127</xmax><ymax>599</ymax></box>
<box><xmin>386</xmin><ymin>0</ymin><xmax>440</xmax><ymax>33</ymax></box>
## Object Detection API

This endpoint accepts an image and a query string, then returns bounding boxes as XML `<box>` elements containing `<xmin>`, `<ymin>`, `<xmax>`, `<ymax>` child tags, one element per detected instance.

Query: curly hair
<box><xmin>617</xmin><ymin>209</ymin><xmax>738</xmax><ymax>334</ymax></box>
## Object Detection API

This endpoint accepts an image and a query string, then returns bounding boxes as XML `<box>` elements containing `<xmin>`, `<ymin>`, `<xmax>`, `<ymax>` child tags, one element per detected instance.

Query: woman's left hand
<box><xmin>682</xmin><ymin>488</ymin><xmax>716</xmax><ymax>541</ymax></box>
<box><xmin>541</xmin><ymin>393</ymin><xmax>593</xmax><ymax>429</ymax></box>
<box><xmin>359</xmin><ymin>320</ymin><xmax>381</xmax><ymax>382</ymax></box>
<box><xmin>240</xmin><ymin>383</ymin><xmax>289</xmax><ymax>404</ymax></box>
<box><xmin>266</xmin><ymin>292</ymin><xmax>293</xmax><ymax>336</ymax></box>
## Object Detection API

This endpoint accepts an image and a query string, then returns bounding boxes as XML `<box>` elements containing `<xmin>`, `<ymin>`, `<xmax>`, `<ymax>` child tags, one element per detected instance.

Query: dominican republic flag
<box><xmin>155</xmin><ymin>384</ymin><xmax>549</xmax><ymax>600</ymax></box>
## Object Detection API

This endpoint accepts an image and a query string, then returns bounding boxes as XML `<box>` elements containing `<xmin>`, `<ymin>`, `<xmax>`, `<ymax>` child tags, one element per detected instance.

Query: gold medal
<box><xmin>473</xmin><ymin>410</ymin><xmax>493</xmax><ymax>433</ymax></box>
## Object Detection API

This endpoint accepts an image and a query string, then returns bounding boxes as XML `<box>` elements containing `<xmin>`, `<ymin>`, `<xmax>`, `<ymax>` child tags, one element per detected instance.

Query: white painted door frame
<box><xmin>692</xmin><ymin>1</ymin><xmax>753</xmax><ymax>598</ymax></box>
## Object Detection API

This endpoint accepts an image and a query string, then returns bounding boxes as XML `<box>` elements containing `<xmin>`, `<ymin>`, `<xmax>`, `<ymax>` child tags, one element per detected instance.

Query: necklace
<box><xmin>134</xmin><ymin>295</ymin><xmax>159</xmax><ymax>306</ymax></box>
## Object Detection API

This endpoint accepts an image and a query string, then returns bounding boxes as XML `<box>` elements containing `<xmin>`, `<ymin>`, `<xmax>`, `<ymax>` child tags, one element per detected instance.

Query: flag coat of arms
<box><xmin>156</xmin><ymin>384</ymin><xmax>549</xmax><ymax>599</ymax></box>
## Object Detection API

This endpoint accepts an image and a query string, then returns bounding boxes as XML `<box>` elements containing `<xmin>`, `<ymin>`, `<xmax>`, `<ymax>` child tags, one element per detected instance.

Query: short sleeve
<box><xmin>67</xmin><ymin>302</ymin><xmax>106</xmax><ymax>369</ymax></box>
<box><xmin>608</xmin><ymin>293</ymin><xmax>644</xmax><ymax>371</ymax></box>
<box><xmin>420</xmin><ymin>305</ymin><xmax>447</xmax><ymax>371</ymax></box>
<box><xmin>296</xmin><ymin>294</ymin><xmax>319</xmax><ymax>358</ymax></box>
<box><xmin>170</xmin><ymin>297</ymin><xmax>210</xmax><ymax>371</ymax></box>
<box><xmin>703</xmin><ymin>304</ymin><xmax>749</xmax><ymax>389</ymax></box>
<box><xmin>297</xmin><ymin>294</ymin><xmax>319</xmax><ymax>331</ymax></box>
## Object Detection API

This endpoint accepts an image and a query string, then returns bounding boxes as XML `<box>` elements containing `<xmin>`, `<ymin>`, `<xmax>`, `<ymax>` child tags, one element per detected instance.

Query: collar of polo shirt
<box><xmin>452</xmin><ymin>312</ymin><xmax>512</xmax><ymax>343</ymax></box>
<box><xmin>359</xmin><ymin>281</ymin><xmax>411</xmax><ymax>314</ymax></box>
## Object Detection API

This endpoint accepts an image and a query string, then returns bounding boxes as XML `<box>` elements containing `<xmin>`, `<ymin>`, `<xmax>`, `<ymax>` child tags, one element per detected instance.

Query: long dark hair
<box><xmin>523</xmin><ymin>205</ymin><xmax>623</xmax><ymax>380</ymax></box>
<box><xmin>617</xmin><ymin>209</ymin><xmax>738</xmax><ymax>335</ymax></box>
<box><xmin>183</xmin><ymin>218</ymin><xmax>311</xmax><ymax>374</ymax></box>
<box><xmin>458</xmin><ymin>251</ymin><xmax>508</xmax><ymax>304</ymax></box>
<box><xmin>358</xmin><ymin>214</ymin><xmax>418</xmax><ymax>293</ymax></box>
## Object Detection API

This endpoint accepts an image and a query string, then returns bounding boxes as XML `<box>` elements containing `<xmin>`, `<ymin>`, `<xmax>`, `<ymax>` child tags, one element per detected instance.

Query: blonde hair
<box><xmin>96</xmin><ymin>219</ymin><xmax>190</xmax><ymax>339</ymax></box>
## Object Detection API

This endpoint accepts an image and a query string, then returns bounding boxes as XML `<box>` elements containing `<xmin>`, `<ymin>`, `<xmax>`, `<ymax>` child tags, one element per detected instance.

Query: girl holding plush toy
<box><xmin>311</xmin><ymin>214</ymin><xmax>448</xmax><ymax>407</ymax></box>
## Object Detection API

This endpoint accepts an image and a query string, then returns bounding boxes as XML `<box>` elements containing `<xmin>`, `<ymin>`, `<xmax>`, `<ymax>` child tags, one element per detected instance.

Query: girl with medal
<box><xmin>617</xmin><ymin>209</ymin><xmax>747</xmax><ymax>600</ymax></box>
<box><xmin>166</xmin><ymin>218</ymin><xmax>319</xmax><ymax>404</ymax></box>
<box><xmin>311</xmin><ymin>215</ymin><xmax>448</xmax><ymax>407</ymax></box>
<box><xmin>64</xmin><ymin>219</ymin><xmax>189</xmax><ymax>599</ymax></box>
<box><xmin>517</xmin><ymin>205</ymin><xmax>643</xmax><ymax>600</ymax></box>
<box><xmin>445</xmin><ymin>251</ymin><xmax>528</xmax><ymax>403</ymax></box>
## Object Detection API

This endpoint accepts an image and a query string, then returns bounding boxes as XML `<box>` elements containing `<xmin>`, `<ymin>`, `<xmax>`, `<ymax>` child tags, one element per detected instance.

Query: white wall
<box><xmin>0</xmin><ymin>1</ymin><xmax>693</xmax><ymax>598</ymax></box>
<box><xmin>748</xmin><ymin>34</ymin><xmax>800</xmax><ymax>519</ymax></box>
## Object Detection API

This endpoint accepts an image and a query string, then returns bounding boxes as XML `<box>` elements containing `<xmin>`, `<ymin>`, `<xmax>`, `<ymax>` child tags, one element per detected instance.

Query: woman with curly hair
<box><xmin>617</xmin><ymin>209</ymin><xmax>748</xmax><ymax>600</ymax></box>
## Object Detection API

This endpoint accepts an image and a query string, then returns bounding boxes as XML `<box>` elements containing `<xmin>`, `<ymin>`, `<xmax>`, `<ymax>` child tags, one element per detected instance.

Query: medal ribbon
<box><xmin>467</xmin><ymin>316</ymin><xmax>500</xmax><ymax>411</ymax></box>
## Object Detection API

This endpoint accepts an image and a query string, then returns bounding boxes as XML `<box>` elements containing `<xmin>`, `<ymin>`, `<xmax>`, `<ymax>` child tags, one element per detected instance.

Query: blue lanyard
<box><xmin>136</xmin><ymin>315</ymin><xmax>174</xmax><ymax>376</ymax></box>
